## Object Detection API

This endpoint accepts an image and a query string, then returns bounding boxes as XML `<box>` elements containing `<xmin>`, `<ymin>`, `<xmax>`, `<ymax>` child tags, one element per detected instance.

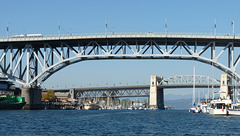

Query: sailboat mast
<box><xmin>208</xmin><ymin>76</ymin><xmax>210</xmax><ymax>101</ymax></box>
<box><xmin>192</xmin><ymin>65</ymin><xmax>196</xmax><ymax>106</ymax></box>
<box><xmin>211</xmin><ymin>61</ymin><xmax>214</xmax><ymax>100</ymax></box>
<box><xmin>198</xmin><ymin>85</ymin><xmax>200</xmax><ymax>105</ymax></box>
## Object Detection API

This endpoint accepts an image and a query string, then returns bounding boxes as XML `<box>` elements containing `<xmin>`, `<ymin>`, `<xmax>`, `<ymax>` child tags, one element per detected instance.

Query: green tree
<box><xmin>42</xmin><ymin>89</ymin><xmax>57</xmax><ymax>101</ymax></box>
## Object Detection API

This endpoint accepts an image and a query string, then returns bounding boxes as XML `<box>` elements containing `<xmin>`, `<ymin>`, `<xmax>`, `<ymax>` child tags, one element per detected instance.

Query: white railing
<box><xmin>0</xmin><ymin>32</ymin><xmax>237</xmax><ymax>40</ymax></box>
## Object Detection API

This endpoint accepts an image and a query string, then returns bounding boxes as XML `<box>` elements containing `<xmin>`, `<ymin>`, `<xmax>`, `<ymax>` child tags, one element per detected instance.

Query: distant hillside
<box><xmin>164</xmin><ymin>94</ymin><xmax>192</xmax><ymax>100</ymax></box>
<box><xmin>164</xmin><ymin>93</ymin><xmax>202</xmax><ymax>110</ymax></box>
<box><xmin>165</xmin><ymin>98</ymin><xmax>192</xmax><ymax>110</ymax></box>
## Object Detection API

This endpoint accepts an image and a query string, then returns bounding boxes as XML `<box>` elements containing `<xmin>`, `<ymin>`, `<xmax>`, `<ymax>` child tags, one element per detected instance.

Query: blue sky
<box><xmin>1</xmin><ymin>0</ymin><xmax>239</xmax><ymax>35</ymax></box>
<box><xmin>0</xmin><ymin>1</ymin><xmax>239</xmax><ymax>95</ymax></box>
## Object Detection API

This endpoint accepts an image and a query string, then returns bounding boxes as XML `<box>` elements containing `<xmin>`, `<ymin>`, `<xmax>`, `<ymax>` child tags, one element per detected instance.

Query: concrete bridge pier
<box><xmin>21</xmin><ymin>87</ymin><xmax>43</xmax><ymax>110</ymax></box>
<box><xmin>149</xmin><ymin>75</ymin><xmax>164</xmax><ymax>110</ymax></box>
<box><xmin>107</xmin><ymin>96</ymin><xmax>111</xmax><ymax>108</ymax></box>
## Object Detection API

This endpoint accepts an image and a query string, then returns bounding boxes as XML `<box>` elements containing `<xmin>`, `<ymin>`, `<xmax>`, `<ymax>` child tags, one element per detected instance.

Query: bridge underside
<box><xmin>54</xmin><ymin>85</ymin><xmax>221</xmax><ymax>99</ymax></box>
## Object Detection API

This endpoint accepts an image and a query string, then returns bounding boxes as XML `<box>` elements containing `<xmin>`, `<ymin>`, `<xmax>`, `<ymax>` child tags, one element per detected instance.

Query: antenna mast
<box><xmin>192</xmin><ymin>65</ymin><xmax>196</xmax><ymax>106</ymax></box>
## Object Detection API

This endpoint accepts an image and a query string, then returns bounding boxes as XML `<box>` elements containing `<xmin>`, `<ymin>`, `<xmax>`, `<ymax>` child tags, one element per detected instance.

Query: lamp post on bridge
<box><xmin>165</xmin><ymin>19</ymin><xmax>168</xmax><ymax>35</ymax></box>
<box><xmin>231</xmin><ymin>20</ymin><xmax>235</xmax><ymax>38</ymax></box>
<box><xmin>7</xmin><ymin>22</ymin><xmax>10</xmax><ymax>39</ymax></box>
<box><xmin>105</xmin><ymin>18</ymin><xmax>108</xmax><ymax>35</ymax></box>
<box><xmin>214</xmin><ymin>19</ymin><xmax>216</xmax><ymax>36</ymax></box>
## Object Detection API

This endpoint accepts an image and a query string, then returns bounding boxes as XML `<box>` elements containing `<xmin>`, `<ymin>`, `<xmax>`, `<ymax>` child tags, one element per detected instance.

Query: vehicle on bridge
<box><xmin>11</xmin><ymin>34</ymin><xmax>43</xmax><ymax>38</ymax></box>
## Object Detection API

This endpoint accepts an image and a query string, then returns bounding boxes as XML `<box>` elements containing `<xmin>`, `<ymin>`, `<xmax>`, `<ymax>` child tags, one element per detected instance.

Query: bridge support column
<box><xmin>106</xmin><ymin>96</ymin><xmax>110</xmax><ymax>108</ymax></box>
<box><xmin>69</xmin><ymin>88</ymin><xmax>76</xmax><ymax>101</ymax></box>
<box><xmin>220</xmin><ymin>74</ymin><xmax>232</xmax><ymax>100</ymax></box>
<box><xmin>21</xmin><ymin>87</ymin><xmax>43</xmax><ymax>110</ymax></box>
<box><xmin>149</xmin><ymin>75</ymin><xmax>164</xmax><ymax>110</ymax></box>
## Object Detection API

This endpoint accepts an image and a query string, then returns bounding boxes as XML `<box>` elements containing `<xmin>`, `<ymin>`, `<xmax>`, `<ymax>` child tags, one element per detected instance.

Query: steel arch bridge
<box><xmin>160</xmin><ymin>75</ymin><xmax>220</xmax><ymax>85</ymax></box>
<box><xmin>79</xmin><ymin>88</ymin><xmax>150</xmax><ymax>98</ymax></box>
<box><xmin>0</xmin><ymin>32</ymin><xmax>240</xmax><ymax>87</ymax></box>
<box><xmin>71</xmin><ymin>75</ymin><xmax>221</xmax><ymax>98</ymax></box>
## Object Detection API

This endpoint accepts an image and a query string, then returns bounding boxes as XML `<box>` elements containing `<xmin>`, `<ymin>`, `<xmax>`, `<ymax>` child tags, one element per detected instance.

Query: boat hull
<box><xmin>208</xmin><ymin>109</ymin><xmax>228</xmax><ymax>115</ymax></box>
<box><xmin>228</xmin><ymin>110</ymin><xmax>240</xmax><ymax>116</ymax></box>
<box><xmin>189</xmin><ymin>107</ymin><xmax>201</xmax><ymax>113</ymax></box>
<box><xmin>84</xmin><ymin>104</ymin><xmax>101</xmax><ymax>110</ymax></box>
<box><xmin>0</xmin><ymin>102</ymin><xmax>26</xmax><ymax>110</ymax></box>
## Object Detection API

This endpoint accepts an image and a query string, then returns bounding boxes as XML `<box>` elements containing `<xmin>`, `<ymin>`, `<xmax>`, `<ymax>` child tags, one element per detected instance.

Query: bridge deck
<box><xmin>0</xmin><ymin>33</ymin><xmax>239</xmax><ymax>48</ymax></box>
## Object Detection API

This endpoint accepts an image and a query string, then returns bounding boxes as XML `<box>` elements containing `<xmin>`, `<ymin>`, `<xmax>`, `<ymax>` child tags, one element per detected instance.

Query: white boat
<box><xmin>189</xmin><ymin>107</ymin><xmax>201</xmax><ymax>113</ymax></box>
<box><xmin>208</xmin><ymin>95</ymin><xmax>240</xmax><ymax>116</ymax></box>
<box><xmin>228</xmin><ymin>103</ymin><xmax>240</xmax><ymax>116</ymax></box>
<box><xmin>208</xmin><ymin>98</ymin><xmax>232</xmax><ymax>115</ymax></box>
<box><xmin>199</xmin><ymin>98</ymin><xmax>212</xmax><ymax>114</ymax></box>
<box><xmin>84</xmin><ymin>103</ymin><xmax>101</xmax><ymax>110</ymax></box>
<box><xmin>200</xmin><ymin>103</ymin><xmax>209</xmax><ymax>114</ymax></box>
<box><xmin>228</xmin><ymin>109</ymin><xmax>240</xmax><ymax>116</ymax></box>
<box><xmin>207</xmin><ymin>74</ymin><xmax>240</xmax><ymax>116</ymax></box>
<box><xmin>149</xmin><ymin>106</ymin><xmax>158</xmax><ymax>110</ymax></box>
<box><xmin>127</xmin><ymin>106</ymin><xmax>133</xmax><ymax>110</ymax></box>
<box><xmin>207</xmin><ymin>74</ymin><xmax>230</xmax><ymax>115</ymax></box>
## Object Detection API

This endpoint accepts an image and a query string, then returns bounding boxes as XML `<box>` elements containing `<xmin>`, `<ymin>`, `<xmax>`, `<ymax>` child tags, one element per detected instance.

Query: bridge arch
<box><xmin>0</xmin><ymin>54</ymin><xmax>231</xmax><ymax>86</ymax></box>
<box><xmin>0</xmin><ymin>33</ymin><xmax>239</xmax><ymax>87</ymax></box>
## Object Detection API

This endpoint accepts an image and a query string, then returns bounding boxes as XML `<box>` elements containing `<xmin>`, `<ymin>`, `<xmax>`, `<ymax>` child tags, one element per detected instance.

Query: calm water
<box><xmin>1</xmin><ymin>110</ymin><xmax>240</xmax><ymax>136</ymax></box>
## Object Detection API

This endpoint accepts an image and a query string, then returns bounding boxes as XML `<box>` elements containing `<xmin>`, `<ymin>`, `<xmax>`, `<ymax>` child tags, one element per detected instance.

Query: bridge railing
<box><xmin>0</xmin><ymin>32</ymin><xmax>238</xmax><ymax>40</ymax></box>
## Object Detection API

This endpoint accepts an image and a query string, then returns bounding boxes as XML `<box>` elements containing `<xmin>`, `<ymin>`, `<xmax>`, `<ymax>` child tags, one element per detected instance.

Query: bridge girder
<box><xmin>0</xmin><ymin>33</ymin><xmax>239</xmax><ymax>87</ymax></box>
<box><xmin>79</xmin><ymin>88</ymin><xmax>150</xmax><ymax>98</ymax></box>
<box><xmin>160</xmin><ymin>75</ymin><xmax>220</xmax><ymax>85</ymax></box>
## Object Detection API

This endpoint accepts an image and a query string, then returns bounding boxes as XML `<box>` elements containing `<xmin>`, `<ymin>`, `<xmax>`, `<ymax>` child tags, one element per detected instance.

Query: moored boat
<box><xmin>208</xmin><ymin>74</ymin><xmax>240</xmax><ymax>116</ymax></box>
<box><xmin>228</xmin><ymin>109</ymin><xmax>240</xmax><ymax>116</ymax></box>
<box><xmin>199</xmin><ymin>99</ymin><xmax>212</xmax><ymax>114</ymax></box>
<box><xmin>199</xmin><ymin>103</ymin><xmax>208</xmax><ymax>114</ymax></box>
<box><xmin>84</xmin><ymin>103</ymin><xmax>101</xmax><ymax>110</ymax></box>
<box><xmin>208</xmin><ymin>98</ymin><xmax>231</xmax><ymax>115</ymax></box>
<box><xmin>228</xmin><ymin>103</ymin><xmax>240</xmax><ymax>116</ymax></box>
<box><xmin>189</xmin><ymin>65</ymin><xmax>201</xmax><ymax>113</ymax></box>
<box><xmin>0</xmin><ymin>95</ymin><xmax>26</xmax><ymax>110</ymax></box>
<box><xmin>189</xmin><ymin>107</ymin><xmax>201</xmax><ymax>113</ymax></box>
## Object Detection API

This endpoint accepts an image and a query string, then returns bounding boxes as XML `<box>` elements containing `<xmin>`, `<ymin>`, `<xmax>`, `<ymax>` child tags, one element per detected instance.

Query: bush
<box><xmin>42</xmin><ymin>89</ymin><xmax>57</xmax><ymax>101</ymax></box>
